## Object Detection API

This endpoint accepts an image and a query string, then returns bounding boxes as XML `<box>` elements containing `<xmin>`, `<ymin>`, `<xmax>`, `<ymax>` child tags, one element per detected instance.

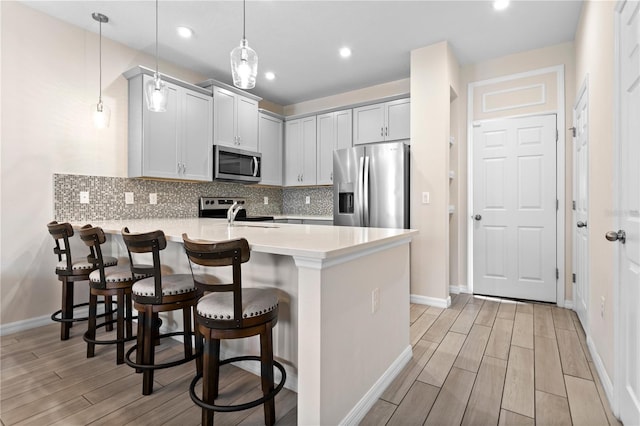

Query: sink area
<box><xmin>231</xmin><ymin>224</ymin><xmax>280</xmax><ymax>229</ymax></box>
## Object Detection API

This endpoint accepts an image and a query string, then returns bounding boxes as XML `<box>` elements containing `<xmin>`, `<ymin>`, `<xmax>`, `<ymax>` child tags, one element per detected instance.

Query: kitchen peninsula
<box><xmin>79</xmin><ymin>218</ymin><xmax>417</xmax><ymax>425</ymax></box>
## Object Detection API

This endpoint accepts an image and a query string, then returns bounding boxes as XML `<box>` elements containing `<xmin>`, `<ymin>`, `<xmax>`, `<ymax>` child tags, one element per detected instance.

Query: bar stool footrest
<box><xmin>124</xmin><ymin>331</ymin><xmax>200</xmax><ymax>371</ymax></box>
<box><xmin>188</xmin><ymin>356</ymin><xmax>286</xmax><ymax>413</ymax></box>
<box><xmin>51</xmin><ymin>300</ymin><xmax>117</xmax><ymax>324</ymax></box>
<box><xmin>83</xmin><ymin>316</ymin><xmax>139</xmax><ymax>345</ymax></box>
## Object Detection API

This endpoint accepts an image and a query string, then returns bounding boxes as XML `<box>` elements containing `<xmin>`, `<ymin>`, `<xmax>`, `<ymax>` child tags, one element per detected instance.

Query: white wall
<box><xmin>0</xmin><ymin>2</ymin><xmax>206</xmax><ymax>327</ymax></box>
<box><xmin>574</xmin><ymin>0</ymin><xmax>616</xmax><ymax>382</ymax></box>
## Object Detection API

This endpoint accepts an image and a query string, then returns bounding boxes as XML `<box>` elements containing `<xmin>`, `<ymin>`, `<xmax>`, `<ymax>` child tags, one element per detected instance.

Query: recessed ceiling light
<box><xmin>339</xmin><ymin>47</ymin><xmax>352</xmax><ymax>58</ymax></box>
<box><xmin>493</xmin><ymin>0</ymin><xmax>510</xmax><ymax>10</ymax></box>
<box><xmin>176</xmin><ymin>26</ymin><xmax>193</xmax><ymax>38</ymax></box>
<box><xmin>265</xmin><ymin>71</ymin><xmax>276</xmax><ymax>80</ymax></box>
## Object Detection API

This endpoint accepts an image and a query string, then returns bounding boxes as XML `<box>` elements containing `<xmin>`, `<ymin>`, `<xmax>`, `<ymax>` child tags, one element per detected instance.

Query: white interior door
<box><xmin>473</xmin><ymin>115</ymin><xmax>557</xmax><ymax>302</ymax></box>
<box><xmin>573</xmin><ymin>80</ymin><xmax>589</xmax><ymax>329</ymax></box>
<box><xmin>616</xmin><ymin>1</ymin><xmax>640</xmax><ymax>424</ymax></box>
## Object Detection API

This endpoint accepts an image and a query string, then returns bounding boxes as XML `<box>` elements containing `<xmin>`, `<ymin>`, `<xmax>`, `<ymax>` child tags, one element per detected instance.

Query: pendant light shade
<box><xmin>230</xmin><ymin>0</ymin><xmax>258</xmax><ymax>89</ymax></box>
<box><xmin>146</xmin><ymin>0</ymin><xmax>167</xmax><ymax>112</ymax></box>
<box><xmin>92</xmin><ymin>12</ymin><xmax>110</xmax><ymax>129</ymax></box>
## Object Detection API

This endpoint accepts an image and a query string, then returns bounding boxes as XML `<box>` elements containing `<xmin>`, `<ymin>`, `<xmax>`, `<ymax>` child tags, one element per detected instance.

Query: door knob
<box><xmin>576</xmin><ymin>221</ymin><xmax>587</xmax><ymax>228</ymax></box>
<box><xmin>474</xmin><ymin>214</ymin><xmax>482</xmax><ymax>221</ymax></box>
<box><xmin>605</xmin><ymin>230</ymin><xmax>626</xmax><ymax>244</ymax></box>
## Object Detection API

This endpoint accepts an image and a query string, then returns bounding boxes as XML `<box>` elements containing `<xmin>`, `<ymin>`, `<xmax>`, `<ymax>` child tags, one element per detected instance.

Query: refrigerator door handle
<box><xmin>358</xmin><ymin>156</ymin><xmax>365</xmax><ymax>226</ymax></box>
<box><xmin>363</xmin><ymin>155</ymin><xmax>370</xmax><ymax>227</ymax></box>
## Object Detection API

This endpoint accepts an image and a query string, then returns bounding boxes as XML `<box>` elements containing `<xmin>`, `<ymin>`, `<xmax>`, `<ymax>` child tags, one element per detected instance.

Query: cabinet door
<box><xmin>258</xmin><ymin>113</ymin><xmax>283</xmax><ymax>186</ymax></box>
<box><xmin>385</xmin><ymin>98</ymin><xmax>410</xmax><ymax>141</ymax></box>
<box><xmin>143</xmin><ymin>79</ymin><xmax>180</xmax><ymax>179</ymax></box>
<box><xmin>335</xmin><ymin>109</ymin><xmax>353</xmax><ymax>150</ymax></box>
<box><xmin>316</xmin><ymin>112</ymin><xmax>335</xmax><ymax>185</ymax></box>
<box><xmin>182</xmin><ymin>90</ymin><xmax>213</xmax><ymax>181</ymax></box>
<box><xmin>284</xmin><ymin>120</ymin><xmax>302</xmax><ymax>186</ymax></box>
<box><xmin>213</xmin><ymin>87</ymin><xmax>236</xmax><ymax>148</ymax></box>
<box><xmin>301</xmin><ymin>116</ymin><xmax>317</xmax><ymax>185</ymax></box>
<box><xmin>237</xmin><ymin>96</ymin><xmax>259</xmax><ymax>151</ymax></box>
<box><xmin>353</xmin><ymin>103</ymin><xmax>384</xmax><ymax>145</ymax></box>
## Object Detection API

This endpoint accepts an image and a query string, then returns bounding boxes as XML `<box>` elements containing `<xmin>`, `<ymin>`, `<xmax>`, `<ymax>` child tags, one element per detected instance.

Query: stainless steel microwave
<box><xmin>214</xmin><ymin>145</ymin><xmax>261</xmax><ymax>183</ymax></box>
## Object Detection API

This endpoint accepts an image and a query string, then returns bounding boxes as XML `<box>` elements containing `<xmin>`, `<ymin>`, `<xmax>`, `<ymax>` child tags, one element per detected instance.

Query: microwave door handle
<box><xmin>363</xmin><ymin>156</ymin><xmax>370</xmax><ymax>227</ymax></box>
<box><xmin>252</xmin><ymin>157</ymin><xmax>259</xmax><ymax>177</ymax></box>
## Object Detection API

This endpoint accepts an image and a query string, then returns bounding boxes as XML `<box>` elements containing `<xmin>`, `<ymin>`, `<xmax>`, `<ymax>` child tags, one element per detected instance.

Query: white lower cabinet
<box><xmin>258</xmin><ymin>112</ymin><xmax>283</xmax><ymax>186</ymax></box>
<box><xmin>284</xmin><ymin>116</ymin><xmax>317</xmax><ymax>186</ymax></box>
<box><xmin>126</xmin><ymin>70</ymin><xmax>213</xmax><ymax>181</ymax></box>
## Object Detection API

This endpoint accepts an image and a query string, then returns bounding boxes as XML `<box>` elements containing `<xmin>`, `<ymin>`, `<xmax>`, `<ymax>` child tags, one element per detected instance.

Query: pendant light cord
<box><xmin>155</xmin><ymin>0</ymin><xmax>159</xmax><ymax>74</ymax></box>
<box><xmin>98</xmin><ymin>19</ymin><xmax>102</xmax><ymax>103</ymax></box>
<box><xmin>243</xmin><ymin>0</ymin><xmax>246</xmax><ymax>40</ymax></box>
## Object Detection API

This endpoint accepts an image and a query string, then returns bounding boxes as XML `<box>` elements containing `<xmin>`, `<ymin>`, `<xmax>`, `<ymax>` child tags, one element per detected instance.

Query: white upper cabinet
<box><xmin>213</xmin><ymin>86</ymin><xmax>259</xmax><ymax>151</ymax></box>
<box><xmin>316</xmin><ymin>109</ymin><xmax>352</xmax><ymax>185</ymax></box>
<box><xmin>284</xmin><ymin>116</ymin><xmax>317</xmax><ymax>186</ymax></box>
<box><xmin>258</xmin><ymin>112</ymin><xmax>283</xmax><ymax>186</ymax></box>
<box><xmin>125</xmin><ymin>69</ymin><xmax>213</xmax><ymax>181</ymax></box>
<box><xmin>353</xmin><ymin>98</ymin><xmax>410</xmax><ymax>145</ymax></box>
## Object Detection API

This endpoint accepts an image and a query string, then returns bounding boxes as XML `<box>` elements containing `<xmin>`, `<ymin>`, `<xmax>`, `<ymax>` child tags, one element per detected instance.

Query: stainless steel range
<box><xmin>198</xmin><ymin>197</ymin><xmax>274</xmax><ymax>222</ymax></box>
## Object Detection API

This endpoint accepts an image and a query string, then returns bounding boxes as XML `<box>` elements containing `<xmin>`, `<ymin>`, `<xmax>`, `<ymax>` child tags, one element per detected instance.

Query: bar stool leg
<box><xmin>194</xmin><ymin>309</ymin><xmax>203</xmax><ymax>376</ymax></box>
<box><xmin>135</xmin><ymin>310</ymin><xmax>145</xmax><ymax>373</ymax></box>
<box><xmin>61</xmin><ymin>278</ymin><xmax>74</xmax><ymax>340</ymax></box>
<box><xmin>125</xmin><ymin>292</ymin><xmax>133</xmax><ymax>339</ymax></box>
<box><xmin>202</xmin><ymin>334</ymin><xmax>220</xmax><ymax>426</ymax></box>
<box><xmin>86</xmin><ymin>293</ymin><xmax>98</xmax><ymax>358</ymax></box>
<box><xmin>142</xmin><ymin>306</ymin><xmax>155</xmax><ymax>395</ymax></box>
<box><xmin>260</xmin><ymin>324</ymin><xmax>276</xmax><ymax>426</ymax></box>
<box><xmin>104</xmin><ymin>295</ymin><xmax>114</xmax><ymax>332</ymax></box>
<box><xmin>182</xmin><ymin>307</ymin><xmax>193</xmax><ymax>359</ymax></box>
<box><xmin>116</xmin><ymin>290</ymin><xmax>125</xmax><ymax>364</ymax></box>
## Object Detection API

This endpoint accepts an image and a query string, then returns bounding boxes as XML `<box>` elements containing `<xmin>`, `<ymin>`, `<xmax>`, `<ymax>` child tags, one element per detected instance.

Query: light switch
<box><xmin>305</xmin><ymin>196</ymin><xmax>311</xmax><ymax>205</ymax></box>
<box><xmin>264</xmin><ymin>196</ymin><xmax>269</xmax><ymax>205</ymax></box>
<box><xmin>422</xmin><ymin>192</ymin><xmax>430</xmax><ymax>204</ymax></box>
<box><xmin>149</xmin><ymin>193</ymin><xmax>157</xmax><ymax>205</ymax></box>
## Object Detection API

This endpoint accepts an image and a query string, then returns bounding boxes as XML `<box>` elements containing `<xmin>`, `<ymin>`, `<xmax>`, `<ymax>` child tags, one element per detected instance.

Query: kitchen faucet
<box><xmin>227</xmin><ymin>202</ymin><xmax>244</xmax><ymax>225</ymax></box>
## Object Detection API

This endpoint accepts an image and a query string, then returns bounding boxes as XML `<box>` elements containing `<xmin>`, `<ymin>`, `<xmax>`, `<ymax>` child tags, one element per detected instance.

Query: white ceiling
<box><xmin>21</xmin><ymin>0</ymin><xmax>583</xmax><ymax>106</ymax></box>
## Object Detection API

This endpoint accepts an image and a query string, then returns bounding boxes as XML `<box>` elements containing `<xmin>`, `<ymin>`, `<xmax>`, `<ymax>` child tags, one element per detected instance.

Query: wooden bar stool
<box><xmin>79</xmin><ymin>225</ymin><xmax>150</xmax><ymax>364</ymax></box>
<box><xmin>47</xmin><ymin>221</ymin><xmax>117</xmax><ymax>340</ymax></box>
<box><xmin>182</xmin><ymin>234</ymin><xmax>286</xmax><ymax>426</ymax></box>
<box><xmin>121</xmin><ymin>227</ymin><xmax>202</xmax><ymax>395</ymax></box>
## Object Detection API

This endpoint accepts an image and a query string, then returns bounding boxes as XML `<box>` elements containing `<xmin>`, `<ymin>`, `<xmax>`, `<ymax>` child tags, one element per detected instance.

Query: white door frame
<box><xmin>467</xmin><ymin>65</ymin><xmax>566</xmax><ymax>306</ymax></box>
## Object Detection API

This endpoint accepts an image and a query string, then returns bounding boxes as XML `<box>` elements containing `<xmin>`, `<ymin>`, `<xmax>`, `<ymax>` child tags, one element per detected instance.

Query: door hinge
<box><xmin>556</xmin><ymin>199</ymin><xmax>559</xmax><ymax>211</ymax></box>
<box><xmin>556</xmin><ymin>268</ymin><xmax>559</xmax><ymax>280</ymax></box>
<box><xmin>556</xmin><ymin>129</ymin><xmax>559</xmax><ymax>142</ymax></box>
<box><xmin>572</xmin><ymin>200</ymin><xmax>576</xmax><ymax>210</ymax></box>
<box><xmin>572</xmin><ymin>273</ymin><xmax>576</xmax><ymax>283</ymax></box>
<box><xmin>569</xmin><ymin>126</ymin><xmax>576</xmax><ymax>138</ymax></box>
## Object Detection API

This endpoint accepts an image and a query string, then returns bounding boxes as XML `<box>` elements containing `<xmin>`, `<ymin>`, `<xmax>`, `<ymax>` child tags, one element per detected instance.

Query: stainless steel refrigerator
<box><xmin>333</xmin><ymin>141</ymin><xmax>410</xmax><ymax>228</ymax></box>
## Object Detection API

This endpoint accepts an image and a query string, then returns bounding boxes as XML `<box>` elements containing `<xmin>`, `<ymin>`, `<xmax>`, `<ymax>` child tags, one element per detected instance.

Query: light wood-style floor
<box><xmin>0</xmin><ymin>294</ymin><xmax>621</xmax><ymax>425</ymax></box>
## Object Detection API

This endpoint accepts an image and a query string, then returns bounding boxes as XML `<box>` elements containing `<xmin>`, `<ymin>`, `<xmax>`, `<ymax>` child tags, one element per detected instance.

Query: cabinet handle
<box><xmin>385</xmin><ymin>126</ymin><xmax>388</xmax><ymax>136</ymax></box>
<box><xmin>330</xmin><ymin>172</ymin><xmax>333</xmax><ymax>181</ymax></box>
<box><xmin>381</xmin><ymin>127</ymin><xmax>384</xmax><ymax>137</ymax></box>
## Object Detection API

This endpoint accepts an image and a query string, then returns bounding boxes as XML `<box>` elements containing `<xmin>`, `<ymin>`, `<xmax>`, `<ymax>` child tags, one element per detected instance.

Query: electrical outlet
<box><xmin>264</xmin><ymin>196</ymin><xmax>269</xmax><ymax>205</ymax></box>
<box><xmin>601</xmin><ymin>296</ymin><xmax>605</xmax><ymax>318</ymax></box>
<box><xmin>422</xmin><ymin>192</ymin><xmax>430</xmax><ymax>204</ymax></box>
<box><xmin>305</xmin><ymin>196</ymin><xmax>311</xmax><ymax>205</ymax></box>
<box><xmin>125</xmin><ymin>192</ymin><xmax>134</xmax><ymax>205</ymax></box>
<box><xmin>149</xmin><ymin>193</ymin><xmax>157</xmax><ymax>205</ymax></box>
<box><xmin>371</xmin><ymin>288</ymin><xmax>380</xmax><ymax>314</ymax></box>
<box><xmin>80</xmin><ymin>191</ymin><xmax>90</xmax><ymax>204</ymax></box>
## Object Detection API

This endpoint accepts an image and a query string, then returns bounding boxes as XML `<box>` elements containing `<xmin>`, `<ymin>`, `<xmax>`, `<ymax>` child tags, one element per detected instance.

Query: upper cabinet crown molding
<box><xmin>123</xmin><ymin>66</ymin><xmax>212</xmax><ymax>96</ymax></box>
<box><xmin>196</xmin><ymin>78</ymin><xmax>262</xmax><ymax>102</ymax></box>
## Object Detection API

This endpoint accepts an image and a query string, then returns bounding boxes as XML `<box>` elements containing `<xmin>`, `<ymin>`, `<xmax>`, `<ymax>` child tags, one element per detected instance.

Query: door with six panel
<box><xmin>473</xmin><ymin>115</ymin><xmax>557</xmax><ymax>302</ymax></box>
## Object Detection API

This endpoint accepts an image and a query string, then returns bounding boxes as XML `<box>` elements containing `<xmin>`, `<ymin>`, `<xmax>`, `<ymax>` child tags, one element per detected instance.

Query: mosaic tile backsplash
<box><xmin>54</xmin><ymin>174</ymin><xmax>333</xmax><ymax>221</ymax></box>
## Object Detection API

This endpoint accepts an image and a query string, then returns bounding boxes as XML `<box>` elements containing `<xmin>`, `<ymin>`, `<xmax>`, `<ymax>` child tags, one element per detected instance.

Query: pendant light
<box><xmin>145</xmin><ymin>0</ymin><xmax>168</xmax><ymax>112</ymax></box>
<box><xmin>92</xmin><ymin>13</ymin><xmax>110</xmax><ymax>129</ymax></box>
<box><xmin>230</xmin><ymin>0</ymin><xmax>258</xmax><ymax>89</ymax></box>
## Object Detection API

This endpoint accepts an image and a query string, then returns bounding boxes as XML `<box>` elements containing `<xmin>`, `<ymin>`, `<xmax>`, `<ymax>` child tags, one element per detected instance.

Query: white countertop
<box><xmin>273</xmin><ymin>215</ymin><xmax>333</xmax><ymax>221</ymax></box>
<box><xmin>79</xmin><ymin>218</ymin><xmax>417</xmax><ymax>260</ymax></box>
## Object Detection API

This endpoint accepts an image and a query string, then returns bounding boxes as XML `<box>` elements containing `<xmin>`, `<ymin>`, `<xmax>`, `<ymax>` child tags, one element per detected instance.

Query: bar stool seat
<box><xmin>132</xmin><ymin>274</ymin><xmax>196</xmax><ymax>297</ymax></box>
<box><xmin>183</xmin><ymin>234</ymin><xmax>286</xmax><ymax>426</ymax></box>
<box><xmin>89</xmin><ymin>265</ymin><xmax>144</xmax><ymax>285</ymax></box>
<box><xmin>57</xmin><ymin>257</ymin><xmax>117</xmax><ymax>271</ymax></box>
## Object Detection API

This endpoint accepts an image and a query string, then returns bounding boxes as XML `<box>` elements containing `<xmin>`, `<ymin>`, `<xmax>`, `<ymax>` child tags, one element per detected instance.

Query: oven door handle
<box><xmin>252</xmin><ymin>157</ymin><xmax>259</xmax><ymax>177</ymax></box>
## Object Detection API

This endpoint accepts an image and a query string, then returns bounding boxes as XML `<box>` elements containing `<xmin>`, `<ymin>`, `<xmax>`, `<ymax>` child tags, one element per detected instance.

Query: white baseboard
<box><xmin>586</xmin><ymin>335</ymin><xmax>615</xmax><ymax>409</ymax></box>
<box><xmin>339</xmin><ymin>345</ymin><xmax>413</xmax><ymax>425</ymax></box>
<box><xmin>0</xmin><ymin>314</ymin><xmax>52</xmax><ymax>336</ymax></box>
<box><xmin>563</xmin><ymin>299</ymin><xmax>574</xmax><ymax>309</ymax></box>
<box><xmin>410</xmin><ymin>294</ymin><xmax>451</xmax><ymax>308</ymax></box>
<box><xmin>449</xmin><ymin>285</ymin><xmax>470</xmax><ymax>295</ymax></box>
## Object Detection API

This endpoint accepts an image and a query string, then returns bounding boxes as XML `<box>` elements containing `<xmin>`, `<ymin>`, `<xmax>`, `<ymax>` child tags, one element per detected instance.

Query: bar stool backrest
<box><xmin>182</xmin><ymin>234</ymin><xmax>250</xmax><ymax>326</ymax></box>
<box><xmin>47</xmin><ymin>221</ymin><xmax>95</xmax><ymax>275</ymax></box>
<box><xmin>78</xmin><ymin>225</ymin><xmax>110</xmax><ymax>288</ymax></box>
<box><xmin>121</xmin><ymin>227</ymin><xmax>166</xmax><ymax>304</ymax></box>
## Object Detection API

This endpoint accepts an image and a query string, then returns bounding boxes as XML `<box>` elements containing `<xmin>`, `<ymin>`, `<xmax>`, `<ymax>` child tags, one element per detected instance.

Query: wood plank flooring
<box><xmin>1</xmin><ymin>294</ymin><xmax>621</xmax><ymax>425</ymax></box>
